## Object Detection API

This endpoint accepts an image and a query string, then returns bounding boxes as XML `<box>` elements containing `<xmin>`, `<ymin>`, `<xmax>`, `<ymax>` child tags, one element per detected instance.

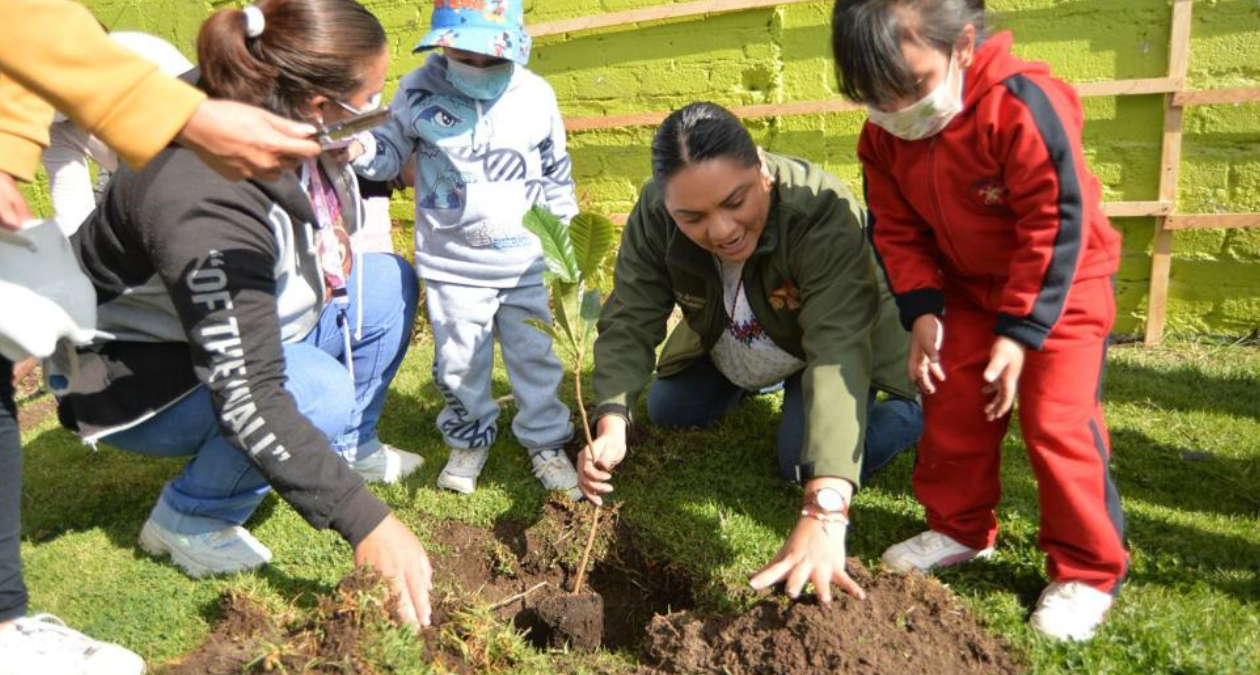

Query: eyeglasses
<box><xmin>334</xmin><ymin>92</ymin><xmax>383</xmax><ymax>116</ymax></box>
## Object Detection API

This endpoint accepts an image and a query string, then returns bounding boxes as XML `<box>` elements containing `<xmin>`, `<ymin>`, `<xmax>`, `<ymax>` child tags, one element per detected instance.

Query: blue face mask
<box><xmin>445</xmin><ymin>57</ymin><xmax>514</xmax><ymax>100</ymax></box>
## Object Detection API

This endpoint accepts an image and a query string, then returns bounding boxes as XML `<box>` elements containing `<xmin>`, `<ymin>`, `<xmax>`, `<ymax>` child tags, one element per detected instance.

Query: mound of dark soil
<box><xmin>166</xmin><ymin>567</ymin><xmax>397</xmax><ymax>675</ymax></box>
<box><xmin>641</xmin><ymin>561</ymin><xmax>1025</xmax><ymax>675</ymax></box>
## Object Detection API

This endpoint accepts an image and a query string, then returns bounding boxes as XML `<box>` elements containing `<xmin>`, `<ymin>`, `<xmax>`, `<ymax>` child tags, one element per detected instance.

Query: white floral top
<box><xmin>709</xmin><ymin>259</ymin><xmax>805</xmax><ymax>390</ymax></box>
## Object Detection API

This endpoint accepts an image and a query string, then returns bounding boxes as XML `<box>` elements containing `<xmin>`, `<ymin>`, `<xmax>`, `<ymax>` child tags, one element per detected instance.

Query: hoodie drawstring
<box><xmin>352</xmin><ymin>176</ymin><xmax>365</xmax><ymax>342</ymax></box>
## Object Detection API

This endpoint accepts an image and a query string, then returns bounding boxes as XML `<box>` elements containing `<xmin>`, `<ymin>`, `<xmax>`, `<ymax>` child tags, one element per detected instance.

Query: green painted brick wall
<box><xmin>50</xmin><ymin>0</ymin><xmax>1260</xmax><ymax>335</ymax></box>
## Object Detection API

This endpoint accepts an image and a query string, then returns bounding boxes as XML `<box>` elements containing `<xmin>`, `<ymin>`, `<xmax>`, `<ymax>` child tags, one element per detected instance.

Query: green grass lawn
<box><xmin>17</xmin><ymin>336</ymin><xmax>1260</xmax><ymax>674</ymax></box>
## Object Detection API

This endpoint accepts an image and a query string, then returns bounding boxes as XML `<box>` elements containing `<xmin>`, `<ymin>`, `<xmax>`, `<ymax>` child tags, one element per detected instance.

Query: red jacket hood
<box><xmin>963</xmin><ymin>32</ymin><xmax>1050</xmax><ymax>108</ymax></box>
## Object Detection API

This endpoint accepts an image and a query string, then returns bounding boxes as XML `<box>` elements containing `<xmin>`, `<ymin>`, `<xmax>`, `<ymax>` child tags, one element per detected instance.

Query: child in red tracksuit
<box><xmin>831</xmin><ymin>0</ymin><xmax>1127</xmax><ymax>641</ymax></box>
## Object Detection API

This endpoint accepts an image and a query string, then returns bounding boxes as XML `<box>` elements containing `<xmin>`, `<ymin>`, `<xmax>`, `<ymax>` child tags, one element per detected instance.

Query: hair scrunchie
<box><xmin>243</xmin><ymin>5</ymin><xmax>266</xmax><ymax>39</ymax></box>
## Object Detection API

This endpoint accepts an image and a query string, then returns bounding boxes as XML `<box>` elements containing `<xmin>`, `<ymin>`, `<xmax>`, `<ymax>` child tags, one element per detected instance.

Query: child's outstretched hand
<box><xmin>909</xmin><ymin>314</ymin><xmax>946</xmax><ymax>394</ymax></box>
<box><xmin>982</xmin><ymin>336</ymin><xmax>1026</xmax><ymax>421</ymax></box>
<box><xmin>328</xmin><ymin>139</ymin><xmax>366</xmax><ymax>165</ymax></box>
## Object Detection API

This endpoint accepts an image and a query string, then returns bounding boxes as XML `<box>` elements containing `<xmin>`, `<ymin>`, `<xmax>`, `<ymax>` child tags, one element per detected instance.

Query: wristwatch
<box><xmin>809</xmin><ymin>487</ymin><xmax>849</xmax><ymax>516</ymax></box>
<box><xmin>801</xmin><ymin>487</ymin><xmax>850</xmax><ymax>537</ymax></box>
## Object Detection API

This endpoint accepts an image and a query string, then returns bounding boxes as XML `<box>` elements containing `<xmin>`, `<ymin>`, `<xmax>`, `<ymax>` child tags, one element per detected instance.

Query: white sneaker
<box><xmin>0</xmin><ymin>614</ymin><xmax>145</xmax><ymax>675</ymax></box>
<box><xmin>436</xmin><ymin>448</ymin><xmax>490</xmax><ymax>494</ymax></box>
<box><xmin>530</xmin><ymin>448</ymin><xmax>582</xmax><ymax>500</ymax></box>
<box><xmin>352</xmin><ymin>444</ymin><xmax>424</xmax><ymax>484</ymax></box>
<box><xmin>138</xmin><ymin>518</ymin><xmax>272</xmax><ymax>578</ymax></box>
<box><xmin>881</xmin><ymin>530</ymin><xmax>994</xmax><ymax>574</ymax></box>
<box><xmin>1030</xmin><ymin>581</ymin><xmax>1113</xmax><ymax>641</ymax></box>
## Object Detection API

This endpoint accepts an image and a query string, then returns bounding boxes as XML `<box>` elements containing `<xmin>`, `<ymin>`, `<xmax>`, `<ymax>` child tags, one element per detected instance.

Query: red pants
<box><xmin>916</xmin><ymin>276</ymin><xmax>1128</xmax><ymax>593</ymax></box>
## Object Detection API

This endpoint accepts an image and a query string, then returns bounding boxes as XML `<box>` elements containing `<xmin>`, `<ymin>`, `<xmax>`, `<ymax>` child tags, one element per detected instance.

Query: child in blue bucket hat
<box><xmin>352</xmin><ymin>0</ymin><xmax>582</xmax><ymax>498</ymax></box>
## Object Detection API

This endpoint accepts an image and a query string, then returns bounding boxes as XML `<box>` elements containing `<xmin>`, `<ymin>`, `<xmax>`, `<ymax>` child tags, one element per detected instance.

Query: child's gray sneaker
<box><xmin>530</xmin><ymin>448</ymin><xmax>582</xmax><ymax>500</ymax></box>
<box><xmin>352</xmin><ymin>443</ymin><xmax>424</xmax><ymax>484</ymax></box>
<box><xmin>0</xmin><ymin>614</ymin><xmax>145</xmax><ymax>675</ymax></box>
<box><xmin>436</xmin><ymin>448</ymin><xmax>490</xmax><ymax>494</ymax></box>
<box><xmin>138</xmin><ymin>518</ymin><xmax>271</xmax><ymax>578</ymax></box>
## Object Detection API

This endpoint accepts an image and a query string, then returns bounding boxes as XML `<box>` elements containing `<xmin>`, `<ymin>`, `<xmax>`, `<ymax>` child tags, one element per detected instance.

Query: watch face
<box><xmin>816</xmin><ymin>487</ymin><xmax>844</xmax><ymax>512</ymax></box>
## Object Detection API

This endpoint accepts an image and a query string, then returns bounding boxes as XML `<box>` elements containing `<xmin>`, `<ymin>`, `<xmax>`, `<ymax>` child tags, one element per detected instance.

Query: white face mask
<box><xmin>866</xmin><ymin>55</ymin><xmax>964</xmax><ymax>141</ymax></box>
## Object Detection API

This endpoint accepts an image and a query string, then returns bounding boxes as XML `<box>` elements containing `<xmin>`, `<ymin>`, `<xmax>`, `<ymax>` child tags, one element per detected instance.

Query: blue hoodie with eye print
<box><xmin>352</xmin><ymin>53</ymin><xmax>578</xmax><ymax>288</ymax></box>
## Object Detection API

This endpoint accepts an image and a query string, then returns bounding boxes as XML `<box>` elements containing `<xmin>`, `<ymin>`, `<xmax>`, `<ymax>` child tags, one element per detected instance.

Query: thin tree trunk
<box><xmin>572</xmin><ymin>339</ymin><xmax>601</xmax><ymax>595</ymax></box>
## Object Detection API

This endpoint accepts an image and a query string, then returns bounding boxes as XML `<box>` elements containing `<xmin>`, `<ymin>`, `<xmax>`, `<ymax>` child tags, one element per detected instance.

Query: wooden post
<box><xmin>1145</xmin><ymin>0</ymin><xmax>1194</xmax><ymax>346</ymax></box>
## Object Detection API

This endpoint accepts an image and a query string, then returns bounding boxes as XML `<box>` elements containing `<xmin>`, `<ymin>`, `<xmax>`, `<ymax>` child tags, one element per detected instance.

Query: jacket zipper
<box><xmin>926</xmin><ymin>137</ymin><xmax>960</xmax><ymax>270</ymax></box>
<box><xmin>705</xmin><ymin>265</ymin><xmax>726</xmax><ymax>351</ymax></box>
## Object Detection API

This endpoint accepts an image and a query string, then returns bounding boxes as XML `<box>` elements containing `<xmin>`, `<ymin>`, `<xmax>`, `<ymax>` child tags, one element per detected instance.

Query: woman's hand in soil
<box><xmin>982</xmin><ymin>336</ymin><xmax>1025</xmax><ymax>421</ymax></box>
<box><xmin>748</xmin><ymin>516</ymin><xmax>866</xmax><ymax>604</ymax></box>
<box><xmin>909</xmin><ymin>314</ymin><xmax>946</xmax><ymax>395</ymax></box>
<box><xmin>577</xmin><ymin>415</ymin><xmax>628</xmax><ymax>506</ymax></box>
<box><xmin>0</xmin><ymin>172</ymin><xmax>31</xmax><ymax>231</ymax></box>
<box><xmin>355</xmin><ymin>514</ymin><xmax>434</xmax><ymax>630</ymax></box>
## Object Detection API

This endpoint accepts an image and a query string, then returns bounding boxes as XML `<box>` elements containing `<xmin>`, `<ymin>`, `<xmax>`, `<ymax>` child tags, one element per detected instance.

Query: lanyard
<box><xmin>303</xmin><ymin>160</ymin><xmax>351</xmax><ymax>308</ymax></box>
<box><xmin>302</xmin><ymin>160</ymin><xmax>357</xmax><ymax>382</ymax></box>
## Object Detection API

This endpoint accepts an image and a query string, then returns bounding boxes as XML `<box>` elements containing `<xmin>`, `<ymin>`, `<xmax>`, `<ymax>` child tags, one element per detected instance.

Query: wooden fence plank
<box><xmin>529</xmin><ymin>0</ymin><xmax>819</xmax><ymax>37</ymax></box>
<box><xmin>1174</xmin><ymin>87</ymin><xmax>1260</xmax><ymax>107</ymax></box>
<box><xmin>611</xmin><ymin>202</ymin><xmax>1172</xmax><ymax>227</ymax></box>
<box><xmin>565</xmin><ymin>78</ymin><xmax>1184</xmax><ymax>132</ymax></box>
<box><xmin>567</xmin><ymin>112</ymin><xmax>670</xmax><ymax>132</ymax></box>
<box><xmin>1075</xmin><ymin>77</ymin><xmax>1181</xmax><ymax>97</ymax></box>
<box><xmin>1101</xmin><ymin>201</ymin><xmax>1173</xmax><ymax>218</ymax></box>
<box><xmin>1166</xmin><ymin>214</ymin><xmax>1260</xmax><ymax>230</ymax></box>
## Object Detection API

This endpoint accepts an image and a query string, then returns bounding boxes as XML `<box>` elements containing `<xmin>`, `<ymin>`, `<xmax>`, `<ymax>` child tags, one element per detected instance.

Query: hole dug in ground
<box><xmin>431</xmin><ymin>495</ymin><xmax>695</xmax><ymax>654</ymax></box>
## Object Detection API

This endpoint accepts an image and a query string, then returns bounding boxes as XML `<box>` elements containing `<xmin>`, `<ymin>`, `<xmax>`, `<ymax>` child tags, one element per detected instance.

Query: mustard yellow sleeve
<box><xmin>0</xmin><ymin>0</ymin><xmax>206</xmax><ymax>172</ymax></box>
<box><xmin>0</xmin><ymin>75</ymin><xmax>55</xmax><ymax>181</ymax></box>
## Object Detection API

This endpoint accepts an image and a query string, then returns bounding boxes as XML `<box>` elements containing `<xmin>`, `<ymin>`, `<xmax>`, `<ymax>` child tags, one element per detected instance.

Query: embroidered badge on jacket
<box><xmin>970</xmin><ymin>177</ymin><xmax>1011</xmax><ymax>212</ymax></box>
<box><xmin>769</xmin><ymin>280</ymin><xmax>801</xmax><ymax>312</ymax></box>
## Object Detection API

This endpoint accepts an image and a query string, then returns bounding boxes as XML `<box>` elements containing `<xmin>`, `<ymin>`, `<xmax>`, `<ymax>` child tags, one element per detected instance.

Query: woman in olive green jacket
<box><xmin>578</xmin><ymin>102</ymin><xmax>922</xmax><ymax>603</ymax></box>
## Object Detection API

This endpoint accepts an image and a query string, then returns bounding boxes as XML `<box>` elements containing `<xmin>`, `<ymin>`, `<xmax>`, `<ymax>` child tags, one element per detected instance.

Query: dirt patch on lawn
<box><xmin>640</xmin><ymin>562</ymin><xmax>1025</xmax><ymax>675</ymax></box>
<box><xmin>167</xmin><ymin>498</ymin><xmax>1025</xmax><ymax>673</ymax></box>
<box><xmin>13</xmin><ymin>361</ymin><xmax>57</xmax><ymax>431</ymax></box>
<box><xmin>165</xmin><ymin>567</ymin><xmax>398</xmax><ymax>675</ymax></box>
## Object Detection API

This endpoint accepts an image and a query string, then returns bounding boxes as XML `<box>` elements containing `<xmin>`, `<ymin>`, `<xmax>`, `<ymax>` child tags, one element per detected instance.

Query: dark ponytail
<box><xmin>197</xmin><ymin>0</ymin><xmax>386</xmax><ymax>118</ymax></box>
<box><xmin>830</xmin><ymin>0</ymin><xmax>986</xmax><ymax>106</ymax></box>
<box><xmin>651</xmin><ymin>102</ymin><xmax>759</xmax><ymax>189</ymax></box>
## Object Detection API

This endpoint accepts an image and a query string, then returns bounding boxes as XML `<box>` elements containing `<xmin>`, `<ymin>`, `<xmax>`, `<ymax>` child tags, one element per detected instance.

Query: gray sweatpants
<box><xmin>425</xmin><ymin>280</ymin><xmax>573</xmax><ymax>453</ymax></box>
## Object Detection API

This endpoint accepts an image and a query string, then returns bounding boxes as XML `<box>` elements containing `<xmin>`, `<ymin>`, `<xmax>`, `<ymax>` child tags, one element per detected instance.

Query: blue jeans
<box><xmin>0</xmin><ymin>355</ymin><xmax>27</xmax><ymax>621</ymax></box>
<box><xmin>104</xmin><ymin>254</ymin><xmax>419</xmax><ymax>535</ymax></box>
<box><xmin>647</xmin><ymin>358</ymin><xmax>923</xmax><ymax>484</ymax></box>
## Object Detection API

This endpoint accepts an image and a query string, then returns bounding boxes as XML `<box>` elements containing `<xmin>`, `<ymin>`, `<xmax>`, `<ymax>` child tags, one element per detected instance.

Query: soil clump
<box><xmin>640</xmin><ymin>560</ymin><xmax>1025</xmax><ymax>675</ymax></box>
